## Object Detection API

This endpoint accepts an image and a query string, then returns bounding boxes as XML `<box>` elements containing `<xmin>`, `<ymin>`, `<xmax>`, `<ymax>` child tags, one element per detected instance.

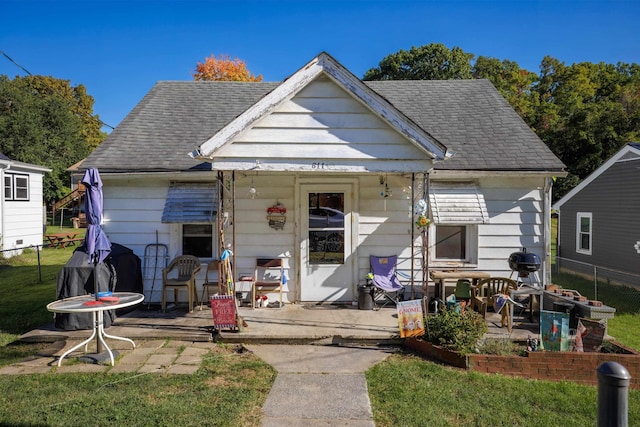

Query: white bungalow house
<box><xmin>77</xmin><ymin>52</ymin><xmax>565</xmax><ymax>305</ymax></box>
<box><xmin>0</xmin><ymin>153</ymin><xmax>51</xmax><ymax>257</ymax></box>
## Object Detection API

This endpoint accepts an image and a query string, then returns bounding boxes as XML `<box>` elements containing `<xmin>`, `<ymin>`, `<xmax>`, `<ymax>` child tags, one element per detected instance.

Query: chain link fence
<box><xmin>551</xmin><ymin>256</ymin><xmax>640</xmax><ymax>314</ymax></box>
<box><xmin>0</xmin><ymin>243</ymin><xmax>76</xmax><ymax>284</ymax></box>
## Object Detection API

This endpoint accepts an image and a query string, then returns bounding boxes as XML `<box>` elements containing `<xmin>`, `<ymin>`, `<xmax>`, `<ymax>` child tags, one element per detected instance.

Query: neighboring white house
<box><xmin>77</xmin><ymin>52</ymin><xmax>566</xmax><ymax>304</ymax></box>
<box><xmin>0</xmin><ymin>153</ymin><xmax>51</xmax><ymax>257</ymax></box>
<box><xmin>553</xmin><ymin>143</ymin><xmax>640</xmax><ymax>286</ymax></box>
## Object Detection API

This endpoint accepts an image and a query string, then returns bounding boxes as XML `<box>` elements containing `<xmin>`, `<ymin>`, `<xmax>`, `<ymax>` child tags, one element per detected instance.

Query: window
<box><xmin>182</xmin><ymin>224</ymin><xmax>213</xmax><ymax>258</ymax></box>
<box><xmin>3</xmin><ymin>175</ymin><xmax>10</xmax><ymax>200</ymax></box>
<box><xmin>3</xmin><ymin>173</ymin><xmax>29</xmax><ymax>201</ymax></box>
<box><xmin>576</xmin><ymin>212</ymin><xmax>592</xmax><ymax>255</ymax></box>
<box><xmin>431</xmin><ymin>224</ymin><xmax>478</xmax><ymax>266</ymax></box>
<box><xmin>435</xmin><ymin>225</ymin><xmax>467</xmax><ymax>260</ymax></box>
<box><xmin>308</xmin><ymin>192</ymin><xmax>345</xmax><ymax>264</ymax></box>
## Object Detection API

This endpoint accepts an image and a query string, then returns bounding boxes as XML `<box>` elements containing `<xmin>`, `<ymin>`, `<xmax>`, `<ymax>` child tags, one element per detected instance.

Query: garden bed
<box><xmin>406</xmin><ymin>338</ymin><xmax>640</xmax><ymax>389</ymax></box>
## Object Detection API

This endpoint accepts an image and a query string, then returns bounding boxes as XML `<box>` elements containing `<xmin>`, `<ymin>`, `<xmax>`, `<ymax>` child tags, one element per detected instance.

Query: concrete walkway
<box><xmin>247</xmin><ymin>344</ymin><xmax>396</xmax><ymax>427</ymax></box>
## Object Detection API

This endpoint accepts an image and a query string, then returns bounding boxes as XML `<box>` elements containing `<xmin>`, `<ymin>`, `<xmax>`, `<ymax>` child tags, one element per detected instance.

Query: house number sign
<box><xmin>311</xmin><ymin>162</ymin><xmax>327</xmax><ymax>169</ymax></box>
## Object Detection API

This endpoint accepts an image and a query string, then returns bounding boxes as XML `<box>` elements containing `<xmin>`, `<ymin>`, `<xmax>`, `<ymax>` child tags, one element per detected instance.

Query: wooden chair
<box><xmin>162</xmin><ymin>255</ymin><xmax>201</xmax><ymax>312</ymax></box>
<box><xmin>199</xmin><ymin>260</ymin><xmax>224</xmax><ymax>310</ymax></box>
<box><xmin>239</xmin><ymin>258</ymin><xmax>284</xmax><ymax>309</ymax></box>
<box><xmin>473</xmin><ymin>277</ymin><xmax>518</xmax><ymax>331</ymax></box>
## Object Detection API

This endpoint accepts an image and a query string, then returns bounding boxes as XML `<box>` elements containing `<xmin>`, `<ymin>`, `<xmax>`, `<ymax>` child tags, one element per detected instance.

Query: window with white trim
<box><xmin>576</xmin><ymin>212</ymin><xmax>592</xmax><ymax>255</ymax></box>
<box><xmin>182</xmin><ymin>224</ymin><xmax>214</xmax><ymax>258</ymax></box>
<box><xmin>430</xmin><ymin>224</ymin><xmax>478</xmax><ymax>266</ymax></box>
<box><xmin>3</xmin><ymin>173</ymin><xmax>29</xmax><ymax>201</ymax></box>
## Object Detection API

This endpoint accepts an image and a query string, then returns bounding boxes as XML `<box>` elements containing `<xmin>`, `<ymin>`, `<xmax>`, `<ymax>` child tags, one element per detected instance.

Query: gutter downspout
<box><xmin>543</xmin><ymin>177</ymin><xmax>553</xmax><ymax>286</ymax></box>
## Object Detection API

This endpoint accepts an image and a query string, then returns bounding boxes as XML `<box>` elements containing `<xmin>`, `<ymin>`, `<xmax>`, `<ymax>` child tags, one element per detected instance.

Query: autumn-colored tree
<box><xmin>193</xmin><ymin>54</ymin><xmax>263</xmax><ymax>82</ymax></box>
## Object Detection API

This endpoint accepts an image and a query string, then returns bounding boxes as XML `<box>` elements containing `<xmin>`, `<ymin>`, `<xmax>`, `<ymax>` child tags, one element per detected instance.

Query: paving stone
<box><xmin>137</xmin><ymin>365</ymin><xmax>166</xmax><ymax>374</ymax></box>
<box><xmin>173</xmin><ymin>355</ymin><xmax>202</xmax><ymax>366</ymax></box>
<box><xmin>56</xmin><ymin>363</ymin><xmax>107</xmax><ymax>374</ymax></box>
<box><xmin>137</xmin><ymin>340</ymin><xmax>167</xmax><ymax>349</ymax></box>
<box><xmin>163</xmin><ymin>340</ymin><xmax>192</xmax><ymax>348</ymax></box>
<box><xmin>145</xmin><ymin>354</ymin><xmax>175</xmax><ymax>367</ymax></box>
<box><xmin>155</xmin><ymin>346</ymin><xmax>181</xmax><ymax>355</ymax></box>
<box><xmin>180</xmin><ymin>346</ymin><xmax>209</xmax><ymax>357</ymax></box>
<box><xmin>191</xmin><ymin>341</ymin><xmax>215</xmax><ymax>349</ymax></box>
<box><xmin>0</xmin><ymin>366</ymin><xmax>29</xmax><ymax>375</ymax></box>
<box><xmin>27</xmin><ymin>366</ymin><xmax>56</xmax><ymax>374</ymax></box>
<box><xmin>117</xmin><ymin>353</ymin><xmax>149</xmax><ymax>365</ymax></box>
<box><xmin>16</xmin><ymin>357</ymin><xmax>54</xmax><ymax>368</ymax></box>
<box><xmin>128</xmin><ymin>346</ymin><xmax>158</xmax><ymax>356</ymax></box>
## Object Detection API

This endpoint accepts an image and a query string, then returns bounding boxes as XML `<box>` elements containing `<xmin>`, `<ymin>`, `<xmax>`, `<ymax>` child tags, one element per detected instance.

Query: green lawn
<box><xmin>367</xmin><ymin>353</ymin><xmax>640</xmax><ymax>427</ymax></box>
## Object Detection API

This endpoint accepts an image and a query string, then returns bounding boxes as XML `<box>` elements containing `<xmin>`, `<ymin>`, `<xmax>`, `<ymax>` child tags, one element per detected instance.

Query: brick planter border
<box><xmin>405</xmin><ymin>338</ymin><xmax>640</xmax><ymax>389</ymax></box>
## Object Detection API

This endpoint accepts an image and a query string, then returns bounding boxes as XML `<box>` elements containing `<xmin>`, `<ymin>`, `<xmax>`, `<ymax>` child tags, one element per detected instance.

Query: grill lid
<box><xmin>508</xmin><ymin>247</ymin><xmax>541</xmax><ymax>273</ymax></box>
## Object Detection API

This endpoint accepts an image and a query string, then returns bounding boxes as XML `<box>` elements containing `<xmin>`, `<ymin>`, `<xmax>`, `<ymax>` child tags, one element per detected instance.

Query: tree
<box><xmin>363</xmin><ymin>43</ymin><xmax>474</xmax><ymax>81</ymax></box>
<box><xmin>0</xmin><ymin>75</ymin><xmax>105</xmax><ymax>204</ymax></box>
<box><xmin>528</xmin><ymin>57</ymin><xmax>640</xmax><ymax>198</ymax></box>
<box><xmin>472</xmin><ymin>56</ymin><xmax>539</xmax><ymax>123</ymax></box>
<box><xmin>193</xmin><ymin>54</ymin><xmax>263</xmax><ymax>82</ymax></box>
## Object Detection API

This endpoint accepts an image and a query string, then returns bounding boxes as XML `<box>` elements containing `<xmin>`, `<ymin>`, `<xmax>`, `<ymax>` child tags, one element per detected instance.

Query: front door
<box><xmin>300</xmin><ymin>183</ymin><xmax>354</xmax><ymax>302</ymax></box>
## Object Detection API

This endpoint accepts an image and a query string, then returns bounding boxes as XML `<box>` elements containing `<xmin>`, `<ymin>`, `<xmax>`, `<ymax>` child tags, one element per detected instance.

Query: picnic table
<box><xmin>45</xmin><ymin>232</ymin><xmax>82</xmax><ymax>248</ymax></box>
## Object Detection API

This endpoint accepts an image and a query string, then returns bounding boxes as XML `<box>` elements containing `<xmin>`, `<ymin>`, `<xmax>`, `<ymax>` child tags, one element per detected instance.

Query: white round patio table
<box><xmin>47</xmin><ymin>292</ymin><xmax>144</xmax><ymax>366</ymax></box>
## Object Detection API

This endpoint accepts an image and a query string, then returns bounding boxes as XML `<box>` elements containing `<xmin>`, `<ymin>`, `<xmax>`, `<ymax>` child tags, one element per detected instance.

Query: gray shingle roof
<box><xmin>82</xmin><ymin>78</ymin><xmax>564</xmax><ymax>173</ymax></box>
<box><xmin>367</xmin><ymin>79</ymin><xmax>564</xmax><ymax>171</ymax></box>
<box><xmin>82</xmin><ymin>81</ymin><xmax>278</xmax><ymax>172</ymax></box>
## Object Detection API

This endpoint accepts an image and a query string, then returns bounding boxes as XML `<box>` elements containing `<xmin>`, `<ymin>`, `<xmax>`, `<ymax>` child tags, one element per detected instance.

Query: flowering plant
<box><xmin>416</xmin><ymin>215</ymin><xmax>430</xmax><ymax>229</ymax></box>
<box><xmin>365</xmin><ymin>272</ymin><xmax>374</xmax><ymax>280</ymax></box>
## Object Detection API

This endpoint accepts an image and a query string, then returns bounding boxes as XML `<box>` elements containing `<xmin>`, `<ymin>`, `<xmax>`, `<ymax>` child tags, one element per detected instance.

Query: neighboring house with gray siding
<box><xmin>553</xmin><ymin>143</ymin><xmax>640</xmax><ymax>286</ymax></box>
<box><xmin>76</xmin><ymin>52</ymin><xmax>565</xmax><ymax>305</ymax></box>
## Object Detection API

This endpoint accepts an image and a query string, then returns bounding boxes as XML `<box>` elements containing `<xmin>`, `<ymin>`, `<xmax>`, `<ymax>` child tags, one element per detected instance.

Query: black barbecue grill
<box><xmin>508</xmin><ymin>248</ymin><xmax>541</xmax><ymax>277</ymax></box>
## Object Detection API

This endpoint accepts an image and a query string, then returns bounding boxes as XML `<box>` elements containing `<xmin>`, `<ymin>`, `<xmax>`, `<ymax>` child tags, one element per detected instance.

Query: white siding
<box><xmin>215</xmin><ymin>76</ymin><xmax>432</xmax><ymax>172</ymax></box>
<box><xmin>476</xmin><ymin>177</ymin><xmax>546</xmax><ymax>282</ymax></box>
<box><xmin>102</xmin><ymin>177</ymin><xmax>221</xmax><ymax>303</ymax></box>
<box><xmin>229</xmin><ymin>174</ymin><xmax>296</xmax><ymax>299</ymax></box>
<box><xmin>2</xmin><ymin>170</ymin><xmax>46</xmax><ymax>256</ymax></box>
<box><xmin>356</xmin><ymin>174</ymin><xmax>423</xmax><ymax>295</ymax></box>
<box><xmin>102</xmin><ymin>173</ymin><xmax>549</xmax><ymax>302</ymax></box>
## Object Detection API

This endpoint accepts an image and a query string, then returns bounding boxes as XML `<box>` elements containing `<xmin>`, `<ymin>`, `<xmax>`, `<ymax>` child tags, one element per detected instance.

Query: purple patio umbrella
<box><xmin>81</xmin><ymin>168</ymin><xmax>112</xmax><ymax>307</ymax></box>
<box><xmin>82</xmin><ymin>168</ymin><xmax>111</xmax><ymax>269</ymax></box>
<box><xmin>81</xmin><ymin>168</ymin><xmax>112</xmax><ymax>356</ymax></box>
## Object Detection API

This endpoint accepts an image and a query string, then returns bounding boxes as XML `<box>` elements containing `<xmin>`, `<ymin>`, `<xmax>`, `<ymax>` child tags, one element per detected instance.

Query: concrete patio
<box><xmin>21</xmin><ymin>300</ymin><xmax>541</xmax><ymax>346</ymax></box>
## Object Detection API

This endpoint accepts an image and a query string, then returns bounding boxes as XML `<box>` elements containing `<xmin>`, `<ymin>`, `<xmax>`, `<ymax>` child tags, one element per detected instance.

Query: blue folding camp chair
<box><xmin>369</xmin><ymin>255</ymin><xmax>405</xmax><ymax>310</ymax></box>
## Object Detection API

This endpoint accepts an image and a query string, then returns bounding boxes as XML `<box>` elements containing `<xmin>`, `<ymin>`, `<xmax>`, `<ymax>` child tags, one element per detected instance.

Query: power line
<box><xmin>1</xmin><ymin>50</ymin><xmax>115</xmax><ymax>130</ymax></box>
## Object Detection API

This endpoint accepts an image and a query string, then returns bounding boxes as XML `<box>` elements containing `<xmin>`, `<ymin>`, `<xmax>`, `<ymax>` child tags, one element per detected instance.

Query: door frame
<box><xmin>295</xmin><ymin>176</ymin><xmax>359</xmax><ymax>303</ymax></box>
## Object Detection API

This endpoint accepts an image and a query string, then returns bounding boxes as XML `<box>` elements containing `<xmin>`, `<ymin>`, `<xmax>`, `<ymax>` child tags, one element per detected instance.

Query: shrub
<box><xmin>424</xmin><ymin>308</ymin><xmax>488</xmax><ymax>355</ymax></box>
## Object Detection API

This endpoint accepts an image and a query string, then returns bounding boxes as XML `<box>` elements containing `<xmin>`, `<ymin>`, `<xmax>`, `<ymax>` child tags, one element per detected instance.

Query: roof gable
<box><xmin>553</xmin><ymin>143</ymin><xmax>640</xmax><ymax>209</ymax></box>
<box><xmin>192</xmin><ymin>52</ymin><xmax>449</xmax><ymax>167</ymax></box>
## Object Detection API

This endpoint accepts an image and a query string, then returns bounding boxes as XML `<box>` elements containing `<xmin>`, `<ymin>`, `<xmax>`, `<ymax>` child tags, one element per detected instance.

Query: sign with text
<box><xmin>397</xmin><ymin>299</ymin><xmax>425</xmax><ymax>338</ymax></box>
<box><xmin>210</xmin><ymin>295</ymin><xmax>237</xmax><ymax>330</ymax></box>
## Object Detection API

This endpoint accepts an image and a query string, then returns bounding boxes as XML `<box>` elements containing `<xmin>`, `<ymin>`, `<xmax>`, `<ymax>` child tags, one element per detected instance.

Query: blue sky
<box><xmin>2</xmin><ymin>0</ymin><xmax>639</xmax><ymax>133</ymax></box>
